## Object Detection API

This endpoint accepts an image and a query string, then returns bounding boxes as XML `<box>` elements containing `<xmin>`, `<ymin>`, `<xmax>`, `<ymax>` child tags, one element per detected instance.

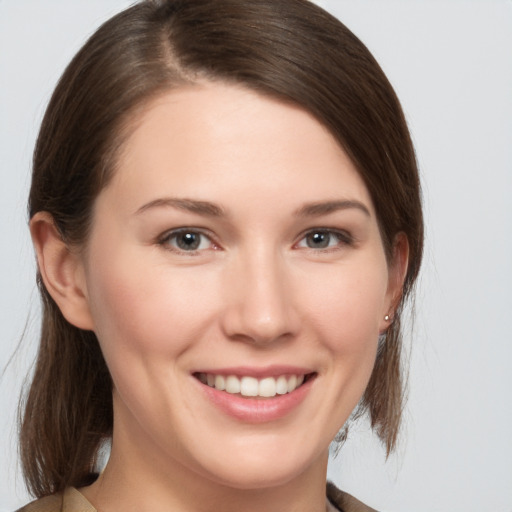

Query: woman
<box><xmin>18</xmin><ymin>0</ymin><xmax>423</xmax><ymax>511</ymax></box>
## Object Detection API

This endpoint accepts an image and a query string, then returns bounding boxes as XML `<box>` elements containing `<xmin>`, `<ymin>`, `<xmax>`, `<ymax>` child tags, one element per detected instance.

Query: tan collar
<box><xmin>17</xmin><ymin>487</ymin><xmax>96</xmax><ymax>512</ymax></box>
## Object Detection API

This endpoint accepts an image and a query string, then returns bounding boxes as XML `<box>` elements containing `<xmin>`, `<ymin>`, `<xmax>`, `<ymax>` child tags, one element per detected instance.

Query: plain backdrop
<box><xmin>1</xmin><ymin>1</ymin><xmax>511</xmax><ymax>511</ymax></box>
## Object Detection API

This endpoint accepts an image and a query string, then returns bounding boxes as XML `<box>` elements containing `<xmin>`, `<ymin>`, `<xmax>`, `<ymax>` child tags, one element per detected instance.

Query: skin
<box><xmin>31</xmin><ymin>82</ymin><xmax>407</xmax><ymax>512</ymax></box>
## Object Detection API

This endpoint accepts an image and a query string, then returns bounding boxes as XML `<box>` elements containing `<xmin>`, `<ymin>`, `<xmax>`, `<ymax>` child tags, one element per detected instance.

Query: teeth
<box><xmin>276</xmin><ymin>376</ymin><xmax>288</xmax><ymax>395</ymax></box>
<box><xmin>199</xmin><ymin>373</ymin><xmax>307</xmax><ymax>397</ymax></box>
<box><xmin>287</xmin><ymin>375</ymin><xmax>297</xmax><ymax>393</ymax></box>
<box><xmin>225</xmin><ymin>375</ymin><xmax>241</xmax><ymax>394</ymax></box>
<box><xmin>258</xmin><ymin>377</ymin><xmax>276</xmax><ymax>397</ymax></box>
<box><xmin>214</xmin><ymin>374</ymin><xmax>225</xmax><ymax>391</ymax></box>
<box><xmin>240</xmin><ymin>376</ymin><xmax>259</xmax><ymax>396</ymax></box>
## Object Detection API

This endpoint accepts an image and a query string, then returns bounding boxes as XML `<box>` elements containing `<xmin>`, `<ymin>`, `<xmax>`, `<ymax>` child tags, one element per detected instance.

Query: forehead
<box><xmin>104</xmin><ymin>82</ymin><xmax>374</xmax><ymax>215</ymax></box>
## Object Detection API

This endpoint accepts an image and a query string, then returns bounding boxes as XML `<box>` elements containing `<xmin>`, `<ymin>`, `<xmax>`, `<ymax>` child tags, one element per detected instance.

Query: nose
<box><xmin>220</xmin><ymin>248</ymin><xmax>300</xmax><ymax>345</ymax></box>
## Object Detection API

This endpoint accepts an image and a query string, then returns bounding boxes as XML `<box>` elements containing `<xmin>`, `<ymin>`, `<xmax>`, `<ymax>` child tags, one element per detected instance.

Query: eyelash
<box><xmin>157</xmin><ymin>228</ymin><xmax>354</xmax><ymax>254</ymax></box>
<box><xmin>157</xmin><ymin>228</ymin><xmax>218</xmax><ymax>255</ymax></box>
<box><xmin>294</xmin><ymin>228</ymin><xmax>354</xmax><ymax>252</ymax></box>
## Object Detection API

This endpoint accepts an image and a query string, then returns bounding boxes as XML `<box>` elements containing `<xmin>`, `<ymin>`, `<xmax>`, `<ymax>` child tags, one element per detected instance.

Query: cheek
<box><xmin>84</xmin><ymin>251</ymin><xmax>217</xmax><ymax>367</ymax></box>
<box><xmin>301</xmin><ymin>261</ymin><xmax>388</xmax><ymax>354</ymax></box>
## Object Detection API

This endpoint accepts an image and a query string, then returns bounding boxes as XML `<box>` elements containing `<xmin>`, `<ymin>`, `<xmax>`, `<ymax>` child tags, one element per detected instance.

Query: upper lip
<box><xmin>192</xmin><ymin>365</ymin><xmax>314</xmax><ymax>378</ymax></box>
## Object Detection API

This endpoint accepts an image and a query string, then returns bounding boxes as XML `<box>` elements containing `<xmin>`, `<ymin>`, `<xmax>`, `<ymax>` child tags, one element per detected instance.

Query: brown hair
<box><xmin>21</xmin><ymin>0</ymin><xmax>423</xmax><ymax>498</ymax></box>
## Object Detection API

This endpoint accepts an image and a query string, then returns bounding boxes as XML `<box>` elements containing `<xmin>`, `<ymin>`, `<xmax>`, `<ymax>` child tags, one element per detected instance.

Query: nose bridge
<box><xmin>222</xmin><ymin>243</ymin><xmax>298</xmax><ymax>343</ymax></box>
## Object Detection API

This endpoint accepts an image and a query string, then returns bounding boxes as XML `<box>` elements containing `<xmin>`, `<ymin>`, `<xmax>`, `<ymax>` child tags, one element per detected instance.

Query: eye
<box><xmin>296</xmin><ymin>229</ymin><xmax>352</xmax><ymax>250</ymax></box>
<box><xmin>159</xmin><ymin>229</ymin><xmax>216</xmax><ymax>252</ymax></box>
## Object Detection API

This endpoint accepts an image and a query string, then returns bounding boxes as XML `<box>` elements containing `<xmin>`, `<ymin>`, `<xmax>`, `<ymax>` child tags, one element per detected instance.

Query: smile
<box><xmin>193</xmin><ymin>369</ymin><xmax>317</xmax><ymax>422</ymax></box>
<box><xmin>195</xmin><ymin>373</ymin><xmax>309</xmax><ymax>398</ymax></box>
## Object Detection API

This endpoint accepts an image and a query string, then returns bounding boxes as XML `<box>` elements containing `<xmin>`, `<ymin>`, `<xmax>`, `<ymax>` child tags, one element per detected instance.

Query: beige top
<box><xmin>18</xmin><ymin>483</ymin><xmax>378</xmax><ymax>512</ymax></box>
<box><xmin>17</xmin><ymin>487</ymin><xmax>93</xmax><ymax>512</ymax></box>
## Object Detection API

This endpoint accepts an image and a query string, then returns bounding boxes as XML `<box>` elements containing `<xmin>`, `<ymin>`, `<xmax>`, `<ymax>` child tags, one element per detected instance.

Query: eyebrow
<box><xmin>135</xmin><ymin>198</ymin><xmax>225</xmax><ymax>217</ymax></box>
<box><xmin>294</xmin><ymin>200</ymin><xmax>371</xmax><ymax>217</ymax></box>
<box><xmin>135</xmin><ymin>197</ymin><xmax>370</xmax><ymax>219</ymax></box>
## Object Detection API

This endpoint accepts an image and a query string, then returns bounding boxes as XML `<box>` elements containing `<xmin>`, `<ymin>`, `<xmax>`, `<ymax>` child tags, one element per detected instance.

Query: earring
<box><xmin>384</xmin><ymin>314</ymin><xmax>391</xmax><ymax>322</ymax></box>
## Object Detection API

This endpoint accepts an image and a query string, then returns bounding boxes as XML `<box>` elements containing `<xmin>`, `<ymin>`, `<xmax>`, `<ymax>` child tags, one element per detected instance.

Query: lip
<box><xmin>193</xmin><ymin>366</ymin><xmax>317</xmax><ymax>423</ymax></box>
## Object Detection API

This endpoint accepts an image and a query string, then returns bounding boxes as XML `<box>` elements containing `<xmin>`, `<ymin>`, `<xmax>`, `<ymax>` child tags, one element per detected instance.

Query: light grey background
<box><xmin>1</xmin><ymin>1</ymin><xmax>511</xmax><ymax>511</ymax></box>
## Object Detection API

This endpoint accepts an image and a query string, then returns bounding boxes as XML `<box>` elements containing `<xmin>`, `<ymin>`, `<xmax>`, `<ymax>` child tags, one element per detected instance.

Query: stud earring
<box><xmin>384</xmin><ymin>314</ymin><xmax>391</xmax><ymax>322</ymax></box>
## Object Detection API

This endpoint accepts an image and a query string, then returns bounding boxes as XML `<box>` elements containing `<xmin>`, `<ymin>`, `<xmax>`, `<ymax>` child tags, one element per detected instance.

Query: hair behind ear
<box><xmin>362</xmin><ymin>317</ymin><xmax>404</xmax><ymax>455</ymax></box>
<box><xmin>20</xmin><ymin>285</ymin><xmax>112</xmax><ymax>496</ymax></box>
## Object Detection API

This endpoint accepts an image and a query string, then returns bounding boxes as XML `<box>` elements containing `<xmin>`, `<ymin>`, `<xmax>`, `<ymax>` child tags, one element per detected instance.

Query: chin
<box><xmin>192</xmin><ymin>441</ymin><xmax>327</xmax><ymax>491</ymax></box>
<box><xmin>206</xmin><ymin>466</ymin><xmax>305</xmax><ymax>491</ymax></box>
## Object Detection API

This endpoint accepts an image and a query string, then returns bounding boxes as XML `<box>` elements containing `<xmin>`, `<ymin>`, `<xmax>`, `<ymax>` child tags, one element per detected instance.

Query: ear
<box><xmin>30</xmin><ymin>212</ymin><xmax>95</xmax><ymax>331</ymax></box>
<box><xmin>380</xmin><ymin>232</ymin><xmax>409</xmax><ymax>332</ymax></box>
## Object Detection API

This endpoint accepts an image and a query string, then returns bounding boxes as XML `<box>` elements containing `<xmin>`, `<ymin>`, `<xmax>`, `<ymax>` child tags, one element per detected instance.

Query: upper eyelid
<box><xmin>158</xmin><ymin>227</ymin><xmax>214</xmax><ymax>240</ymax></box>
<box><xmin>295</xmin><ymin>227</ymin><xmax>354</xmax><ymax>242</ymax></box>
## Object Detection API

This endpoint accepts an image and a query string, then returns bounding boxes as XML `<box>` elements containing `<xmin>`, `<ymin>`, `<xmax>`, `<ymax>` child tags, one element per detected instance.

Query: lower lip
<box><xmin>197</xmin><ymin>376</ymin><xmax>315</xmax><ymax>423</ymax></box>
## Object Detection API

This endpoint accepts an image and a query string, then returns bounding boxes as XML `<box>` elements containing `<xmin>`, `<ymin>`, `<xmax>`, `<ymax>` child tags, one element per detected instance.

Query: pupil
<box><xmin>308</xmin><ymin>232</ymin><xmax>329</xmax><ymax>248</ymax></box>
<box><xmin>178</xmin><ymin>232</ymin><xmax>200</xmax><ymax>250</ymax></box>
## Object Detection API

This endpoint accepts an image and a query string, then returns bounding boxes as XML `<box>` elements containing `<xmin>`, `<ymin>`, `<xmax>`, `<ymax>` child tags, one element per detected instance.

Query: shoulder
<box><xmin>16</xmin><ymin>487</ymin><xmax>96</xmax><ymax>512</ymax></box>
<box><xmin>327</xmin><ymin>481</ymin><xmax>379</xmax><ymax>512</ymax></box>
<box><xmin>16</xmin><ymin>493</ymin><xmax>62</xmax><ymax>512</ymax></box>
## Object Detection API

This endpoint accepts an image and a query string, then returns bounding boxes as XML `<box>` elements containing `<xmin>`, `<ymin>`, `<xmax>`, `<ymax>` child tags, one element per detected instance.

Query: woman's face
<box><xmin>79</xmin><ymin>82</ymin><xmax>400</xmax><ymax>489</ymax></box>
